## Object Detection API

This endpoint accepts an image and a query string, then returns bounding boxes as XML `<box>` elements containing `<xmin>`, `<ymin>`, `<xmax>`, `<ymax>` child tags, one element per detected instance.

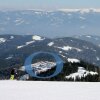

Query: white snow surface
<box><xmin>68</xmin><ymin>58</ymin><xmax>80</xmax><ymax>63</ymax></box>
<box><xmin>15</xmin><ymin>20</ymin><xmax>24</xmax><ymax>25</ymax></box>
<box><xmin>58</xmin><ymin>8</ymin><xmax>100</xmax><ymax>13</ymax></box>
<box><xmin>5</xmin><ymin>56</ymin><xmax>13</xmax><ymax>60</ymax></box>
<box><xmin>56</xmin><ymin>46</ymin><xmax>82</xmax><ymax>52</ymax></box>
<box><xmin>26</xmin><ymin>41</ymin><xmax>35</xmax><ymax>45</ymax></box>
<box><xmin>17</xmin><ymin>40</ymin><xmax>35</xmax><ymax>49</ymax></box>
<box><xmin>0</xmin><ymin>81</ymin><xmax>100</xmax><ymax>100</ymax></box>
<box><xmin>61</xmin><ymin>46</ymin><xmax>72</xmax><ymax>51</ymax></box>
<box><xmin>65</xmin><ymin>67</ymin><xmax>98</xmax><ymax>81</ymax></box>
<box><xmin>17</xmin><ymin>45</ymin><xmax>25</xmax><ymax>49</ymax></box>
<box><xmin>32</xmin><ymin>35</ymin><xmax>45</xmax><ymax>41</ymax></box>
<box><xmin>0</xmin><ymin>38</ymin><xmax>6</xmax><ymax>43</ymax></box>
<box><xmin>48</xmin><ymin>42</ymin><xmax>54</xmax><ymax>46</ymax></box>
<box><xmin>96</xmin><ymin>57</ymin><xmax>100</xmax><ymax>61</ymax></box>
<box><xmin>79</xmin><ymin>16</ymin><xmax>86</xmax><ymax>20</ymax></box>
<box><xmin>10</xmin><ymin>36</ymin><xmax>14</xmax><ymax>39</ymax></box>
<box><xmin>86</xmin><ymin>35</ymin><xmax>92</xmax><ymax>38</ymax></box>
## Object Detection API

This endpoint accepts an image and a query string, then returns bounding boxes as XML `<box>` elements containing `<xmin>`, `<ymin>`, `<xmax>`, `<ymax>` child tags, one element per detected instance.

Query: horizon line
<box><xmin>0</xmin><ymin>7</ymin><xmax>100</xmax><ymax>11</ymax></box>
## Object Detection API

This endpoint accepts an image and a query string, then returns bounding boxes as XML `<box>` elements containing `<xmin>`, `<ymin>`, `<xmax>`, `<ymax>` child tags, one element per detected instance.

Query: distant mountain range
<box><xmin>0</xmin><ymin>9</ymin><xmax>100</xmax><ymax>37</ymax></box>
<box><xmin>74</xmin><ymin>35</ymin><xmax>100</xmax><ymax>47</ymax></box>
<box><xmin>0</xmin><ymin>35</ymin><xmax>100</xmax><ymax>69</ymax></box>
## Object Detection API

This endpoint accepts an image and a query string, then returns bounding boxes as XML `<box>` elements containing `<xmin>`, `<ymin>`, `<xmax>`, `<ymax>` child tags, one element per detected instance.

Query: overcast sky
<box><xmin>0</xmin><ymin>0</ymin><xmax>100</xmax><ymax>10</ymax></box>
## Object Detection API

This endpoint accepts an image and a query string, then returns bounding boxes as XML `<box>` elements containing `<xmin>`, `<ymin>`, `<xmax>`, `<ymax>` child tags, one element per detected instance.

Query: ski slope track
<box><xmin>0</xmin><ymin>81</ymin><xmax>100</xmax><ymax>100</ymax></box>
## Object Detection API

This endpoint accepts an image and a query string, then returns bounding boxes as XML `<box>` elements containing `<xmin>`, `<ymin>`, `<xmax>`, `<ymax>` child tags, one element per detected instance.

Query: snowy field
<box><xmin>0</xmin><ymin>81</ymin><xmax>100</xmax><ymax>100</ymax></box>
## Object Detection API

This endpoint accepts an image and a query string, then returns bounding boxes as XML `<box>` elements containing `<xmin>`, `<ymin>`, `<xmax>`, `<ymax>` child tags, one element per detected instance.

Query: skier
<box><xmin>10</xmin><ymin>68</ymin><xmax>18</xmax><ymax>80</ymax></box>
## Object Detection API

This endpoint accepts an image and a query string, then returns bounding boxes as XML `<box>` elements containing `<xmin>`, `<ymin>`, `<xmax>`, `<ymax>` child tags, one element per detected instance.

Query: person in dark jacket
<box><xmin>10</xmin><ymin>68</ymin><xmax>18</xmax><ymax>80</ymax></box>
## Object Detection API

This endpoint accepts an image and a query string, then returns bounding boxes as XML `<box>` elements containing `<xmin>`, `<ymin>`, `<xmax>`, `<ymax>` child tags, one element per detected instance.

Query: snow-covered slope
<box><xmin>48</xmin><ymin>42</ymin><xmax>54</xmax><ymax>46</ymax></box>
<box><xmin>0</xmin><ymin>38</ymin><xmax>6</xmax><ymax>44</ymax></box>
<box><xmin>17</xmin><ymin>40</ymin><xmax>35</xmax><ymax>49</ymax></box>
<box><xmin>0</xmin><ymin>81</ymin><xmax>100</xmax><ymax>100</ymax></box>
<box><xmin>67</xmin><ymin>58</ymin><xmax>80</xmax><ymax>63</ymax></box>
<box><xmin>65</xmin><ymin>67</ymin><xmax>98</xmax><ymax>81</ymax></box>
<box><xmin>32</xmin><ymin>35</ymin><xmax>45</xmax><ymax>41</ymax></box>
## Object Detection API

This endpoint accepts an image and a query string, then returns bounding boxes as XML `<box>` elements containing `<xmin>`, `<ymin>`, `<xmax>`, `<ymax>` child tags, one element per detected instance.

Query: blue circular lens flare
<box><xmin>24</xmin><ymin>51</ymin><xmax>64</xmax><ymax>79</ymax></box>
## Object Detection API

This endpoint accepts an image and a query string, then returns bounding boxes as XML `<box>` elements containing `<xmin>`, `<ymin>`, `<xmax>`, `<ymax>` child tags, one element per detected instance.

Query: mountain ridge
<box><xmin>0</xmin><ymin>34</ymin><xmax>100</xmax><ymax>68</ymax></box>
